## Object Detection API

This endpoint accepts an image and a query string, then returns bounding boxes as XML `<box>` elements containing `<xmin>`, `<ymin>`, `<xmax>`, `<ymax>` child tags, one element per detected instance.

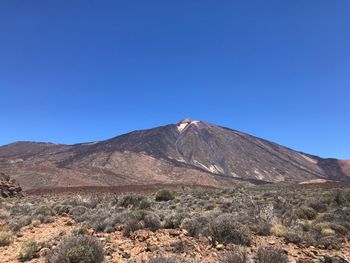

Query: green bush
<box><xmin>155</xmin><ymin>190</ymin><xmax>175</xmax><ymax>202</ymax></box>
<box><xmin>210</xmin><ymin>214</ymin><xmax>251</xmax><ymax>246</ymax></box>
<box><xmin>296</xmin><ymin>206</ymin><xmax>317</xmax><ymax>220</ymax></box>
<box><xmin>18</xmin><ymin>240</ymin><xmax>38</xmax><ymax>261</ymax></box>
<box><xmin>46</xmin><ymin>235</ymin><xmax>104</xmax><ymax>263</ymax></box>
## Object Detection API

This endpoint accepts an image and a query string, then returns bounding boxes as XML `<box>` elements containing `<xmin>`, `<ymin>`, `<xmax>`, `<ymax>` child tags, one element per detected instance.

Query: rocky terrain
<box><xmin>0</xmin><ymin>172</ymin><xmax>22</xmax><ymax>198</ymax></box>
<box><xmin>0</xmin><ymin>119</ymin><xmax>349</xmax><ymax>190</ymax></box>
<box><xmin>0</xmin><ymin>183</ymin><xmax>349</xmax><ymax>262</ymax></box>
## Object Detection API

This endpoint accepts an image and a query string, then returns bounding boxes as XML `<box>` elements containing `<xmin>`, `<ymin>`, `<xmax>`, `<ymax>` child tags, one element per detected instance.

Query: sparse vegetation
<box><xmin>18</xmin><ymin>240</ymin><xmax>38</xmax><ymax>261</ymax></box>
<box><xmin>270</xmin><ymin>224</ymin><xmax>287</xmax><ymax>237</ymax></box>
<box><xmin>221</xmin><ymin>246</ymin><xmax>250</xmax><ymax>263</ymax></box>
<box><xmin>144</xmin><ymin>212</ymin><xmax>161</xmax><ymax>231</ymax></box>
<box><xmin>0</xmin><ymin>228</ymin><xmax>13</xmax><ymax>246</ymax></box>
<box><xmin>181</xmin><ymin>214</ymin><xmax>211</xmax><ymax>238</ymax></box>
<box><xmin>0</xmin><ymin>183</ymin><xmax>349</xmax><ymax>262</ymax></box>
<box><xmin>155</xmin><ymin>189</ymin><xmax>175</xmax><ymax>202</ymax></box>
<box><xmin>296</xmin><ymin>206</ymin><xmax>317</xmax><ymax>220</ymax></box>
<box><xmin>46</xmin><ymin>235</ymin><xmax>104</xmax><ymax>263</ymax></box>
<box><xmin>257</xmin><ymin>246</ymin><xmax>288</xmax><ymax>263</ymax></box>
<box><xmin>283</xmin><ymin>228</ymin><xmax>303</xmax><ymax>244</ymax></box>
<box><xmin>210</xmin><ymin>214</ymin><xmax>252</xmax><ymax>245</ymax></box>
<box><xmin>123</xmin><ymin>217</ymin><xmax>142</xmax><ymax>237</ymax></box>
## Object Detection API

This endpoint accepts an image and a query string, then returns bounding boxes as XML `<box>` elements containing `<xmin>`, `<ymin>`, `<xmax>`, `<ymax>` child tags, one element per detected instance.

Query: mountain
<box><xmin>0</xmin><ymin>119</ymin><xmax>349</xmax><ymax>190</ymax></box>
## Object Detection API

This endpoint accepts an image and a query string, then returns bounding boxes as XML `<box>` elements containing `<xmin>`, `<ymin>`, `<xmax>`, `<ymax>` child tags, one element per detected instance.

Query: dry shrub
<box><xmin>144</xmin><ymin>213</ymin><xmax>161</xmax><ymax>231</ymax></box>
<box><xmin>46</xmin><ymin>235</ymin><xmax>104</xmax><ymax>263</ymax></box>
<box><xmin>221</xmin><ymin>246</ymin><xmax>251</xmax><ymax>263</ymax></box>
<box><xmin>164</xmin><ymin>212</ymin><xmax>188</xmax><ymax>229</ymax></box>
<box><xmin>270</xmin><ymin>224</ymin><xmax>287</xmax><ymax>237</ymax></box>
<box><xmin>296</xmin><ymin>206</ymin><xmax>317</xmax><ymax>220</ymax></box>
<box><xmin>0</xmin><ymin>228</ymin><xmax>13</xmax><ymax>246</ymax></box>
<box><xmin>155</xmin><ymin>190</ymin><xmax>175</xmax><ymax>202</ymax></box>
<box><xmin>119</xmin><ymin>194</ymin><xmax>150</xmax><ymax>209</ymax></box>
<box><xmin>18</xmin><ymin>240</ymin><xmax>38</xmax><ymax>261</ymax></box>
<box><xmin>317</xmin><ymin>236</ymin><xmax>341</xmax><ymax>250</ymax></box>
<box><xmin>283</xmin><ymin>228</ymin><xmax>303</xmax><ymax>244</ymax></box>
<box><xmin>123</xmin><ymin>217</ymin><xmax>142</xmax><ymax>237</ymax></box>
<box><xmin>181</xmin><ymin>215</ymin><xmax>210</xmax><ymax>238</ymax></box>
<box><xmin>257</xmin><ymin>246</ymin><xmax>288</xmax><ymax>263</ymax></box>
<box><xmin>210</xmin><ymin>214</ymin><xmax>251</xmax><ymax>246</ymax></box>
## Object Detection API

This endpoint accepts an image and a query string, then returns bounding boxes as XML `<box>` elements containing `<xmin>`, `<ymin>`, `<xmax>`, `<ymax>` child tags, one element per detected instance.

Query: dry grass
<box><xmin>0</xmin><ymin>184</ymin><xmax>349</xmax><ymax>261</ymax></box>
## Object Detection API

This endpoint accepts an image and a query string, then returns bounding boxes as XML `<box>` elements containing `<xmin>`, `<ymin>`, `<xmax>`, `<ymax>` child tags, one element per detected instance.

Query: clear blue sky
<box><xmin>0</xmin><ymin>1</ymin><xmax>349</xmax><ymax>159</ymax></box>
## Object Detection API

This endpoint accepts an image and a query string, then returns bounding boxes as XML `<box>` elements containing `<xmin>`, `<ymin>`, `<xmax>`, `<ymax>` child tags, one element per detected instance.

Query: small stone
<box><xmin>121</xmin><ymin>251</ymin><xmax>130</xmax><ymax>258</ymax></box>
<box><xmin>216</xmin><ymin>244</ymin><xmax>224</xmax><ymax>250</ymax></box>
<box><xmin>64</xmin><ymin>218</ymin><xmax>74</xmax><ymax>226</ymax></box>
<box><xmin>39</xmin><ymin>248</ymin><xmax>50</xmax><ymax>257</ymax></box>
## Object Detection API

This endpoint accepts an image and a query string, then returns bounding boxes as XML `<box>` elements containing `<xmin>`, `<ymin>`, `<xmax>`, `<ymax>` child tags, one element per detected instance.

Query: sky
<box><xmin>0</xmin><ymin>1</ymin><xmax>349</xmax><ymax>159</ymax></box>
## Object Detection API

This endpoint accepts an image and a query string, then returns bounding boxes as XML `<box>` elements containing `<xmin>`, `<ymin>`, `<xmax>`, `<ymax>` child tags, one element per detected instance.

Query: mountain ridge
<box><xmin>0</xmin><ymin>119</ymin><xmax>349</xmax><ymax>190</ymax></box>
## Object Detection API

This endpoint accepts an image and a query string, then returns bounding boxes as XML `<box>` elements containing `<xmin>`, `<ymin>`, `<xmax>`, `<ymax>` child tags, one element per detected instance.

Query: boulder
<box><xmin>0</xmin><ymin>172</ymin><xmax>22</xmax><ymax>198</ymax></box>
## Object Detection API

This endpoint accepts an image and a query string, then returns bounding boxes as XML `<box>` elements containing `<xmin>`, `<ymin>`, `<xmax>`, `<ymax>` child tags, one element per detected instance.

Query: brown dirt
<box><xmin>1</xmin><ymin>216</ymin><xmax>349</xmax><ymax>263</ymax></box>
<box><xmin>24</xmin><ymin>184</ymin><xmax>218</xmax><ymax>196</ymax></box>
<box><xmin>0</xmin><ymin>217</ymin><xmax>74</xmax><ymax>263</ymax></box>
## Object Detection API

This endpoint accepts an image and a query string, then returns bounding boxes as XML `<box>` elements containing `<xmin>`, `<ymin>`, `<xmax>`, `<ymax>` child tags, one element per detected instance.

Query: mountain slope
<box><xmin>0</xmin><ymin>119</ymin><xmax>349</xmax><ymax>190</ymax></box>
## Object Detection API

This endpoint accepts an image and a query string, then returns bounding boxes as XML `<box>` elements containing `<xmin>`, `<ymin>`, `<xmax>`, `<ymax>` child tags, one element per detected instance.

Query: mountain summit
<box><xmin>0</xmin><ymin>120</ymin><xmax>349</xmax><ymax>190</ymax></box>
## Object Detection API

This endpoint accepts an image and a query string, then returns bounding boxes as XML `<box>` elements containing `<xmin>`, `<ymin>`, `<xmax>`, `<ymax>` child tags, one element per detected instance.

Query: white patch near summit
<box><xmin>177</xmin><ymin>119</ymin><xmax>200</xmax><ymax>132</ymax></box>
<box><xmin>177</xmin><ymin>122</ymin><xmax>189</xmax><ymax>132</ymax></box>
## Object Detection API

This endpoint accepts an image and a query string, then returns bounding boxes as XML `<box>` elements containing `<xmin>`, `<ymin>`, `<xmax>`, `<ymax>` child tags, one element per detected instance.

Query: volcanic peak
<box><xmin>176</xmin><ymin>118</ymin><xmax>200</xmax><ymax>132</ymax></box>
